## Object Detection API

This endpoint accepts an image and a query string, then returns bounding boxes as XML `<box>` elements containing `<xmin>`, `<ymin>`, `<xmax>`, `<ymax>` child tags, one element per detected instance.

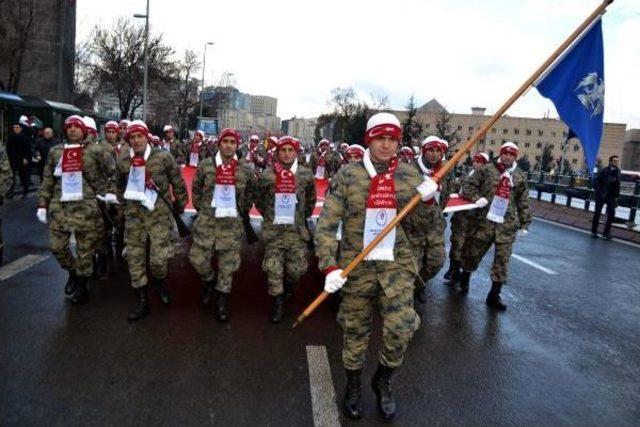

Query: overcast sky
<box><xmin>78</xmin><ymin>0</ymin><xmax>640</xmax><ymax>128</ymax></box>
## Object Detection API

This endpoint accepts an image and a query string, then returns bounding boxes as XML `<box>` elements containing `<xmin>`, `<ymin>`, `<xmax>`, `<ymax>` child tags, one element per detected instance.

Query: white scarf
<box><xmin>273</xmin><ymin>158</ymin><xmax>298</xmax><ymax>225</ymax></box>
<box><xmin>211</xmin><ymin>151</ymin><xmax>239</xmax><ymax>218</ymax></box>
<box><xmin>362</xmin><ymin>149</ymin><xmax>398</xmax><ymax>261</ymax></box>
<box><xmin>486</xmin><ymin>160</ymin><xmax>517</xmax><ymax>224</ymax></box>
<box><xmin>59</xmin><ymin>144</ymin><xmax>84</xmax><ymax>202</ymax></box>
<box><xmin>124</xmin><ymin>145</ymin><xmax>157</xmax><ymax>210</ymax></box>
<box><xmin>417</xmin><ymin>155</ymin><xmax>442</xmax><ymax>204</ymax></box>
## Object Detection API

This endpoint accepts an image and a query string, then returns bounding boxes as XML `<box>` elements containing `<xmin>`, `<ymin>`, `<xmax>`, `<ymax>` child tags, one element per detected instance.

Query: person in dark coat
<box><xmin>33</xmin><ymin>127</ymin><xmax>60</xmax><ymax>183</ymax></box>
<box><xmin>6</xmin><ymin>119</ymin><xmax>33</xmax><ymax>199</ymax></box>
<box><xmin>591</xmin><ymin>155</ymin><xmax>621</xmax><ymax>239</ymax></box>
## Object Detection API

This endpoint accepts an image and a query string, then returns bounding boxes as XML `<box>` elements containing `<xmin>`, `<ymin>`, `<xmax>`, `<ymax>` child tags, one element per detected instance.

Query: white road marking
<box><xmin>0</xmin><ymin>254</ymin><xmax>50</xmax><ymax>281</ymax></box>
<box><xmin>306</xmin><ymin>345</ymin><xmax>341</xmax><ymax>427</ymax></box>
<box><xmin>533</xmin><ymin>218</ymin><xmax>640</xmax><ymax>250</ymax></box>
<box><xmin>512</xmin><ymin>253</ymin><xmax>558</xmax><ymax>275</ymax></box>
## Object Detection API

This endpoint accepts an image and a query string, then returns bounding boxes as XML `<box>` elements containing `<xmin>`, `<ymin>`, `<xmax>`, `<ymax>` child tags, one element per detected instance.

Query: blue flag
<box><xmin>535</xmin><ymin>18</ymin><xmax>604</xmax><ymax>174</ymax></box>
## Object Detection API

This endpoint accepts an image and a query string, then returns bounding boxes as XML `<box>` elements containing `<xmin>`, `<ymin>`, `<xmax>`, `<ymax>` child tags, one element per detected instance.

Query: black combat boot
<box><xmin>343</xmin><ymin>369</ymin><xmax>363</xmax><ymax>420</ymax></box>
<box><xmin>371</xmin><ymin>363</ymin><xmax>396</xmax><ymax>421</ymax></box>
<box><xmin>215</xmin><ymin>291</ymin><xmax>229</xmax><ymax>323</ymax></box>
<box><xmin>201</xmin><ymin>278</ymin><xmax>216</xmax><ymax>306</ymax></box>
<box><xmin>152</xmin><ymin>277</ymin><xmax>171</xmax><ymax>305</ymax></box>
<box><xmin>95</xmin><ymin>253</ymin><xmax>108</xmax><ymax>279</ymax></box>
<box><xmin>270</xmin><ymin>294</ymin><xmax>284</xmax><ymax>323</ymax></box>
<box><xmin>64</xmin><ymin>270</ymin><xmax>78</xmax><ymax>295</ymax></box>
<box><xmin>443</xmin><ymin>260</ymin><xmax>460</xmax><ymax>282</ymax></box>
<box><xmin>70</xmin><ymin>276</ymin><xmax>89</xmax><ymax>304</ymax></box>
<box><xmin>283</xmin><ymin>281</ymin><xmax>294</xmax><ymax>301</ymax></box>
<box><xmin>486</xmin><ymin>281</ymin><xmax>507</xmax><ymax>311</ymax></box>
<box><xmin>458</xmin><ymin>270</ymin><xmax>471</xmax><ymax>295</ymax></box>
<box><xmin>128</xmin><ymin>286</ymin><xmax>150</xmax><ymax>321</ymax></box>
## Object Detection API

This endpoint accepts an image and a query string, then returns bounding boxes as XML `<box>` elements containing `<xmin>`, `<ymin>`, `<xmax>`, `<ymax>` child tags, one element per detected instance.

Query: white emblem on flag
<box><xmin>574</xmin><ymin>72</ymin><xmax>604</xmax><ymax>118</ymax></box>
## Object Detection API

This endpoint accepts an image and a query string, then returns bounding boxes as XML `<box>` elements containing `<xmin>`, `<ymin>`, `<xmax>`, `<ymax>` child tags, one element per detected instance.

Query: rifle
<box><xmin>149</xmin><ymin>182</ymin><xmax>191</xmax><ymax>237</ymax></box>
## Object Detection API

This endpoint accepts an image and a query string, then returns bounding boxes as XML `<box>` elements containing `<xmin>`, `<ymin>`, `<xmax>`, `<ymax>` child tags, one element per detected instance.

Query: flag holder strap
<box><xmin>291</xmin><ymin>0</ymin><xmax>615</xmax><ymax>329</ymax></box>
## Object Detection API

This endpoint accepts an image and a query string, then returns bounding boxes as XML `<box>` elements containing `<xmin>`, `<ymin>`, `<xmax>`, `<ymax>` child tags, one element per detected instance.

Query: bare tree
<box><xmin>72</xmin><ymin>40</ymin><xmax>97</xmax><ymax>109</ymax></box>
<box><xmin>0</xmin><ymin>0</ymin><xmax>35</xmax><ymax>92</ymax></box>
<box><xmin>89</xmin><ymin>18</ymin><xmax>177</xmax><ymax>119</ymax></box>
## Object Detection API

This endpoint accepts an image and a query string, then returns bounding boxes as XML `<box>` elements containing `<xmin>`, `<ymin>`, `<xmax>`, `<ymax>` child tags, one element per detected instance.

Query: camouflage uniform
<box><xmin>315</xmin><ymin>160</ymin><xmax>435</xmax><ymax>370</ymax></box>
<box><xmin>188</xmin><ymin>157</ymin><xmax>255</xmax><ymax>293</ymax></box>
<box><xmin>448</xmin><ymin>171</ymin><xmax>472</xmax><ymax>264</ymax></box>
<box><xmin>38</xmin><ymin>141</ymin><xmax>113</xmax><ymax>278</ymax></box>
<box><xmin>184</xmin><ymin>141</ymin><xmax>212</xmax><ymax>166</ymax></box>
<box><xmin>93</xmin><ymin>140</ymin><xmax>117</xmax><ymax>259</ymax></box>
<box><xmin>0</xmin><ymin>142</ymin><xmax>12</xmax><ymax>256</ymax></box>
<box><xmin>460</xmin><ymin>162</ymin><xmax>532</xmax><ymax>282</ymax></box>
<box><xmin>411</xmin><ymin>156</ymin><xmax>453</xmax><ymax>282</ymax></box>
<box><xmin>161</xmin><ymin>137</ymin><xmax>186</xmax><ymax>165</ymax></box>
<box><xmin>310</xmin><ymin>151</ymin><xmax>342</xmax><ymax>179</ymax></box>
<box><xmin>115</xmin><ymin>147</ymin><xmax>188</xmax><ymax>288</ymax></box>
<box><xmin>255</xmin><ymin>163</ymin><xmax>316</xmax><ymax>296</ymax></box>
<box><xmin>240</xmin><ymin>144</ymin><xmax>267</xmax><ymax>172</ymax></box>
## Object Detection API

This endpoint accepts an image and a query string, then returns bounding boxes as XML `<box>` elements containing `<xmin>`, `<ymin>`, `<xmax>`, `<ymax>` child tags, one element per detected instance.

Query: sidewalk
<box><xmin>531</xmin><ymin>199</ymin><xmax>640</xmax><ymax>244</ymax></box>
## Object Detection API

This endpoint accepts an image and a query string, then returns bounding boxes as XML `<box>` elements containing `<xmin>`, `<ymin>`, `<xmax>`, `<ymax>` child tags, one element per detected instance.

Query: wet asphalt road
<box><xmin>1</xmin><ymin>195</ymin><xmax>639</xmax><ymax>426</ymax></box>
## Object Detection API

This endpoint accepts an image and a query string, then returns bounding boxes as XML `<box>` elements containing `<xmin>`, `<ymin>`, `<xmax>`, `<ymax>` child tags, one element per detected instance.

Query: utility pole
<box><xmin>134</xmin><ymin>0</ymin><xmax>150</xmax><ymax>121</ymax></box>
<box><xmin>199</xmin><ymin>42</ymin><xmax>214</xmax><ymax>118</ymax></box>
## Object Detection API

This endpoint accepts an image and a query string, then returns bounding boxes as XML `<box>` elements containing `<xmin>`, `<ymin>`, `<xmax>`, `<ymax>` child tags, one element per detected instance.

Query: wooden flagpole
<box><xmin>292</xmin><ymin>0</ymin><xmax>614</xmax><ymax>329</ymax></box>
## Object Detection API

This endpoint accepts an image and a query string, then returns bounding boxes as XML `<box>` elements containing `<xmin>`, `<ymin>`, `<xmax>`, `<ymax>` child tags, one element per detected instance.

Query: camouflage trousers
<box><xmin>94</xmin><ymin>205</ymin><xmax>110</xmax><ymax>255</ymax></box>
<box><xmin>50</xmin><ymin>227</ymin><xmax>100</xmax><ymax>277</ymax></box>
<box><xmin>414</xmin><ymin>232</ymin><xmax>445</xmax><ymax>282</ymax></box>
<box><xmin>262</xmin><ymin>230</ymin><xmax>308</xmax><ymax>296</ymax></box>
<box><xmin>338</xmin><ymin>274</ymin><xmax>420</xmax><ymax>370</ymax></box>
<box><xmin>124</xmin><ymin>215</ymin><xmax>173</xmax><ymax>289</ymax></box>
<box><xmin>448</xmin><ymin>213</ymin><xmax>467</xmax><ymax>262</ymax></box>
<box><xmin>460</xmin><ymin>236</ymin><xmax>514</xmax><ymax>283</ymax></box>
<box><xmin>188</xmin><ymin>218</ymin><xmax>241</xmax><ymax>294</ymax></box>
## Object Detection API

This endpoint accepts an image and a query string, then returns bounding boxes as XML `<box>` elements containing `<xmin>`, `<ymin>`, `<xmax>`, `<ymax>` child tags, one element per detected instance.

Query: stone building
<box><xmin>0</xmin><ymin>0</ymin><xmax>76</xmax><ymax>101</ymax></box>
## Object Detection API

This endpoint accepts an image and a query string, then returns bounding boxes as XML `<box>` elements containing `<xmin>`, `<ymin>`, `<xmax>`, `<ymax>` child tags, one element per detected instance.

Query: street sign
<box><xmin>197</xmin><ymin>117</ymin><xmax>218</xmax><ymax>135</ymax></box>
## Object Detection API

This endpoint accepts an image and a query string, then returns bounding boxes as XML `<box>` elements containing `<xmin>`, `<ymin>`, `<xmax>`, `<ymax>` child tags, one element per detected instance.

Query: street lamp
<box><xmin>134</xmin><ymin>0</ymin><xmax>150</xmax><ymax>121</ymax></box>
<box><xmin>199</xmin><ymin>42</ymin><xmax>214</xmax><ymax>118</ymax></box>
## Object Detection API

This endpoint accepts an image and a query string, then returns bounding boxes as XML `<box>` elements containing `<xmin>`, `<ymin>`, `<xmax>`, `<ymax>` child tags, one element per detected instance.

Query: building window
<box><xmin>538</xmin><ymin>130</ymin><xmax>544</xmax><ymax>136</ymax></box>
<box><xmin>468</xmin><ymin>126</ymin><xmax>474</xmax><ymax>133</ymax></box>
<box><xmin>491</xmin><ymin>127</ymin><xmax>497</xmax><ymax>133</ymax></box>
<box><xmin>536</xmin><ymin>142</ymin><xmax>542</xmax><ymax>148</ymax></box>
<box><xmin>535</xmin><ymin>155</ymin><xmax>541</xmax><ymax>161</ymax></box>
<box><xmin>526</xmin><ymin>129</ymin><xmax>532</xmax><ymax>135</ymax></box>
<box><xmin>501</xmin><ymin>139</ymin><xmax>506</xmax><ymax>144</ymax></box>
<box><xmin>574</xmin><ymin>145</ymin><xmax>580</xmax><ymax>152</ymax></box>
<box><xmin>562</xmin><ymin>131</ymin><xmax>567</xmax><ymax>138</ymax></box>
<box><xmin>503</xmin><ymin>128</ymin><xmax>508</xmax><ymax>134</ymax></box>
<box><xmin>514</xmin><ymin>128</ymin><xmax>520</xmax><ymax>135</ymax></box>
<box><xmin>457</xmin><ymin>125</ymin><xmax>462</xmax><ymax>131</ymax></box>
<box><xmin>549</xmin><ymin>144</ymin><xmax>555</xmax><ymax>150</ymax></box>
<box><xmin>552</xmin><ymin>131</ymin><xmax>556</xmax><ymax>137</ymax></box>
<box><xmin>490</xmin><ymin>140</ymin><xmax>495</xmax><ymax>146</ymax></box>
<box><xmin>572</xmin><ymin>159</ymin><xmax>577</xmax><ymax>165</ymax></box>
<box><xmin>525</xmin><ymin>142</ymin><xmax>530</xmax><ymax>148</ymax></box>
<box><xmin>424</xmin><ymin>123</ymin><xmax>430</xmax><ymax>129</ymax></box>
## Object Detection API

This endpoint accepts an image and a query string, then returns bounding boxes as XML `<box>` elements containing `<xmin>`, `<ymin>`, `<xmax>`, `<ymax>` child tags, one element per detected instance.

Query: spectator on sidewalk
<box><xmin>591</xmin><ymin>155</ymin><xmax>621</xmax><ymax>239</ymax></box>
<box><xmin>33</xmin><ymin>127</ymin><xmax>60</xmax><ymax>183</ymax></box>
<box><xmin>6</xmin><ymin>118</ymin><xmax>33</xmax><ymax>199</ymax></box>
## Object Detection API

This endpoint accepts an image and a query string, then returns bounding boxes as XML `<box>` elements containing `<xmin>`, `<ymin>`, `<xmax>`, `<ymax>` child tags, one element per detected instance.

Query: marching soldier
<box><xmin>84</xmin><ymin>116</ymin><xmax>117</xmax><ymax>278</ymax></box>
<box><xmin>265</xmin><ymin>136</ymin><xmax>278</xmax><ymax>168</ymax></box>
<box><xmin>411</xmin><ymin>135</ymin><xmax>451</xmax><ymax>303</ymax></box>
<box><xmin>104</xmin><ymin>121</ymin><xmax>129</xmax><ymax>157</ymax></box>
<box><xmin>255</xmin><ymin>136</ymin><xmax>316</xmax><ymax>323</ymax></box>
<box><xmin>36</xmin><ymin>115</ymin><xmax>116</xmax><ymax>303</ymax></box>
<box><xmin>188</xmin><ymin>128</ymin><xmax>255</xmax><ymax>322</ymax></box>
<box><xmin>398</xmin><ymin>146</ymin><xmax>414</xmax><ymax>164</ymax></box>
<box><xmin>161</xmin><ymin>125</ymin><xmax>186</xmax><ymax>164</ymax></box>
<box><xmin>310</xmin><ymin>139</ymin><xmax>341</xmax><ymax>180</ymax></box>
<box><xmin>117</xmin><ymin>119</ymin><xmax>130</xmax><ymax>143</ymax></box>
<box><xmin>315</xmin><ymin>112</ymin><xmax>439</xmax><ymax>421</ymax></box>
<box><xmin>443</xmin><ymin>152</ymin><xmax>489</xmax><ymax>281</ymax></box>
<box><xmin>458</xmin><ymin>141</ymin><xmax>532</xmax><ymax>310</ymax></box>
<box><xmin>185</xmin><ymin>130</ymin><xmax>211</xmax><ymax>168</ymax></box>
<box><xmin>241</xmin><ymin>134</ymin><xmax>266</xmax><ymax>171</ymax></box>
<box><xmin>115</xmin><ymin>120</ymin><xmax>188</xmax><ymax>321</ymax></box>
<box><xmin>345</xmin><ymin>144</ymin><xmax>364</xmax><ymax>164</ymax></box>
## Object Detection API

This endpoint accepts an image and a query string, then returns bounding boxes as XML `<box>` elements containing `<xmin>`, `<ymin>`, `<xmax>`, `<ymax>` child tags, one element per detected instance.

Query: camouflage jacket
<box><xmin>191</xmin><ymin>156</ymin><xmax>256</xmax><ymax>236</ymax></box>
<box><xmin>255</xmin><ymin>163</ymin><xmax>316</xmax><ymax>243</ymax></box>
<box><xmin>461</xmin><ymin>161</ymin><xmax>532</xmax><ymax>243</ymax></box>
<box><xmin>0</xmin><ymin>142</ymin><xmax>11</xmax><ymax>196</ymax></box>
<box><xmin>314</xmin><ymin>161</ymin><xmax>437</xmax><ymax>297</ymax></box>
<box><xmin>310</xmin><ymin>151</ymin><xmax>342</xmax><ymax>179</ymax></box>
<box><xmin>115</xmin><ymin>147</ymin><xmax>188</xmax><ymax>225</ymax></box>
<box><xmin>94</xmin><ymin>140</ymin><xmax>117</xmax><ymax>182</ymax></box>
<box><xmin>184</xmin><ymin>141</ymin><xmax>213</xmax><ymax>165</ymax></box>
<box><xmin>38</xmin><ymin>141</ymin><xmax>113</xmax><ymax>231</ymax></box>
<box><xmin>161</xmin><ymin>137</ymin><xmax>186</xmax><ymax>165</ymax></box>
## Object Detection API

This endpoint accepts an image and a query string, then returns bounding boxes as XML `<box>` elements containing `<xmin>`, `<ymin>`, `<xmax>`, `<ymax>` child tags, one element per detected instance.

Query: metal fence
<box><xmin>526</xmin><ymin>172</ymin><xmax>640</xmax><ymax>227</ymax></box>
